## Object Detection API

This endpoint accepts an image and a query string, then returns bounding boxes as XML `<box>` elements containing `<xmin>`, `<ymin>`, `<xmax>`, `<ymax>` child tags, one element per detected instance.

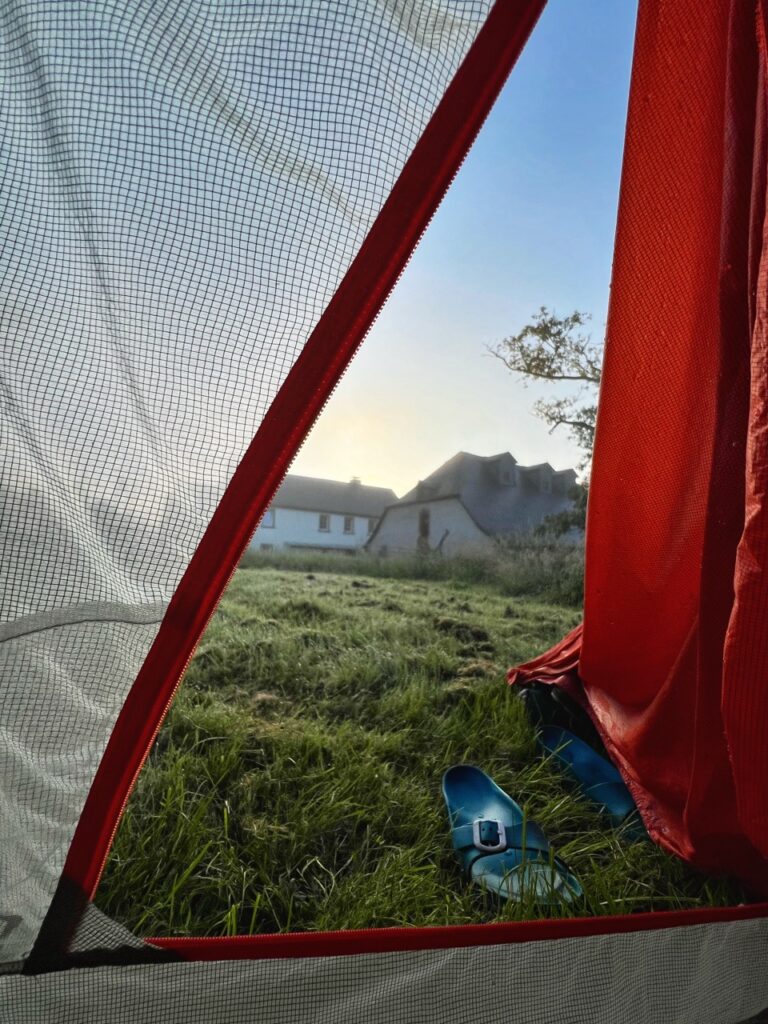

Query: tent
<box><xmin>2</xmin><ymin>0</ymin><xmax>768</xmax><ymax>1020</ymax></box>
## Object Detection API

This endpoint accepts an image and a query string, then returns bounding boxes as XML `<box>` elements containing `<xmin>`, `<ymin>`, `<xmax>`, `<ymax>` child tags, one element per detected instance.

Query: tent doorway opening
<box><xmin>86</xmin><ymin>0</ymin><xmax>749</xmax><ymax>951</ymax></box>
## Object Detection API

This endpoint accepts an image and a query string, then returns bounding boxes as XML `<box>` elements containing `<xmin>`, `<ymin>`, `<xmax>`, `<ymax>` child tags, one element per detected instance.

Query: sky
<box><xmin>292</xmin><ymin>0</ymin><xmax>638</xmax><ymax>497</ymax></box>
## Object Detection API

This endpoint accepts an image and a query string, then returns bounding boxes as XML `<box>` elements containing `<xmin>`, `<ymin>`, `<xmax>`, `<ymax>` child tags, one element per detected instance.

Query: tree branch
<box><xmin>545</xmin><ymin>417</ymin><xmax>595</xmax><ymax>434</ymax></box>
<box><xmin>492</xmin><ymin>307</ymin><xmax>603</xmax><ymax>473</ymax></box>
<box><xmin>491</xmin><ymin>353</ymin><xmax>600</xmax><ymax>384</ymax></box>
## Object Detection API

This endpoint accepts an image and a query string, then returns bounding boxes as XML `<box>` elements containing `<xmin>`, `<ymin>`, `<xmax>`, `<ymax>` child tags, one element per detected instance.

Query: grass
<box><xmin>96</xmin><ymin>558</ymin><xmax>745</xmax><ymax>938</ymax></box>
<box><xmin>240</xmin><ymin>539</ymin><xmax>586</xmax><ymax>607</ymax></box>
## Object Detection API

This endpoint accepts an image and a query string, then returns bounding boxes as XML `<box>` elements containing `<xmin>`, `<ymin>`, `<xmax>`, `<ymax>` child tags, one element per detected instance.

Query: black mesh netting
<box><xmin>0</xmin><ymin>0</ymin><xmax>492</xmax><ymax>963</ymax></box>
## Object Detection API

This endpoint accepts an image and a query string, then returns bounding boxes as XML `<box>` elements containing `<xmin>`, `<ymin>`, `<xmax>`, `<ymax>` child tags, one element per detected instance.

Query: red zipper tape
<box><xmin>148</xmin><ymin>901</ymin><xmax>768</xmax><ymax>961</ymax></box>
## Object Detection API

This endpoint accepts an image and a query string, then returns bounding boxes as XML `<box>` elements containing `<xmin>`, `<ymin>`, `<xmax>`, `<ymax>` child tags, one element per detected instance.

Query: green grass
<box><xmin>96</xmin><ymin>562</ymin><xmax>745</xmax><ymax>938</ymax></box>
<box><xmin>240</xmin><ymin>539</ymin><xmax>586</xmax><ymax>607</ymax></box>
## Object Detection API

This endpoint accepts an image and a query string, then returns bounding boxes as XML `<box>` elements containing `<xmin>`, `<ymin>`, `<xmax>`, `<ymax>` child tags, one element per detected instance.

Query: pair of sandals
<box><xmin>442</xmin><ymin>682</ymin><xmax>646</xmax><ymax>905</ymax></box>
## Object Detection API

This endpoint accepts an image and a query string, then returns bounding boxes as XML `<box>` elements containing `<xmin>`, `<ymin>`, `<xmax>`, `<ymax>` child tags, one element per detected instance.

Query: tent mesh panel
<box><xmin>0</xmin><ymin>0</ymin><xmax>491</xmax><ymax>962</ymax></box>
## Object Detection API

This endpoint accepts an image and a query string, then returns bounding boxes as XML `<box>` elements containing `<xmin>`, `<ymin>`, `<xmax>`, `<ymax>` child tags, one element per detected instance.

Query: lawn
<box><xmin>96</xmin><ymin>558</ymin><xmax>745</xmax><ymax>938</ymax></box>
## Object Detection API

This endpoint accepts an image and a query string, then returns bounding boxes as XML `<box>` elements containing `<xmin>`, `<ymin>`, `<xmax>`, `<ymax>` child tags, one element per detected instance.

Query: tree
<box><xmin>490</xmin><ymin>307</ymin><xmax>603</xmax><ymax>533</ymax></box>
<box><xmin>533</xmin><ymin>481</ymin><xmax>588</xmax><ymax>538</ymax></box>
<box><xmin>490</xmin><ymin>308</ymin><xmax>601</xmax><ymax>467</ymax></box>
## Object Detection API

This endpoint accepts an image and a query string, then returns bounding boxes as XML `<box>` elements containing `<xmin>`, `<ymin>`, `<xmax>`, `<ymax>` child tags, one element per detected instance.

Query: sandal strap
<box><xmin>451</xmin><ymin>817</ymin><xmax>550</xmax><ymax>856</ymax></box>
<box><xmin>585</xmin><ymin>781</ymin><xmax>629</xmax><ymax>804</ymax></box>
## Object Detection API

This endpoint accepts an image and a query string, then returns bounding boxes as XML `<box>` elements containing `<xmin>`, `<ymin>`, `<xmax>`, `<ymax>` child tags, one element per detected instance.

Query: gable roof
<box><xmin>394</xmin><ymin>451</ymin><xmax>577</xmax><ymax>536</ymax></box>
<box><xmin>270</xmin><ymin>474</ymin><xmax>398</xmax><ymax>517</ymax></box>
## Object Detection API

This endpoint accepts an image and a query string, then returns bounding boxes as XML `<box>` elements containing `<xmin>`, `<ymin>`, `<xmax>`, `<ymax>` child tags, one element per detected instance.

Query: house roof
<box><xmin>392</xmin><ymin>451</ymin><xmax>577</xmax><ymax>536</ymax></box>
<box><xmin>270</xmin><ymin>474</ymin><xmax>398</xmax><ymax>517</ymax></box>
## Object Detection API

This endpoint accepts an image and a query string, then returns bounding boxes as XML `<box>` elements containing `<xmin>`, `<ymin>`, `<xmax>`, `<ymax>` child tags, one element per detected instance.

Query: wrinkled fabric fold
<box><xmin>511</xmin><ymin>0</ymin><xmax>768</xmax><ymax>893</ymax></box>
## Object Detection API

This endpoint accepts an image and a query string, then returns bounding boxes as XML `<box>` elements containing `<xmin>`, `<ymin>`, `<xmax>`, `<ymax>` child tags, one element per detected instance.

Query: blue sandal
<box><xmin>442</xmin><ymin>765</ymin><xmax>582</xmax><ymax>904</ymax></box>
<box><xmin>539</xmin><ymin>726</ymin><xmax>646</xmax><ymax>837</ymax></box>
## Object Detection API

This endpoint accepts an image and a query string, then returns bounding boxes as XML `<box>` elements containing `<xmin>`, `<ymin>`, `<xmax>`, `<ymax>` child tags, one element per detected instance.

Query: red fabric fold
<box><xmin>723</xmin><ymin>2</ymin><xmax>768</xmax><ymax>866</ymax></box>
<box><xmin>510</xmin><ymin>0</ymin><xmax>768</xmax><ymax>893</ymax></box>
<box><xmin>507</xmin><ymin>624</ymin><xmax>581</xmax><ymax>692</ymax></box>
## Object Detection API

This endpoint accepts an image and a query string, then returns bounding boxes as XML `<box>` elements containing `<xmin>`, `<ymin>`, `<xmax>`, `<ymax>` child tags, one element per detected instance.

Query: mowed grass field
<box><xmin>96</xmin><ymin>559</ymin><xmax>745</xmax><ymax>938</ymax></box>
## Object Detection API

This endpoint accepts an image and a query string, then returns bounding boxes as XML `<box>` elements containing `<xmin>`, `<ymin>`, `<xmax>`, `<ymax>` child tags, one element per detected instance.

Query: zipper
<box><xmin>145</xmin><ymin>899</ymin><xmax>768</xmax><ymax>959</ymax></box>
<box><xmin>149</xmin><ymin>925</ymin><xmax>386</xmax><ymax>944</ymax></box>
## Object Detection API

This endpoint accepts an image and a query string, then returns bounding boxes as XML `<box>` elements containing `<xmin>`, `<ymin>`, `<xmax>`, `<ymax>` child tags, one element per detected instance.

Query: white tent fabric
<box><xmin>5</xmin><ymin>917</ymin><xmax>768</xmax><ymax>1023</ymax></box>
<box><xmin>0</xmin><ymin>0</ymin><xmax>493</xmax><ymax>963</ymax></box>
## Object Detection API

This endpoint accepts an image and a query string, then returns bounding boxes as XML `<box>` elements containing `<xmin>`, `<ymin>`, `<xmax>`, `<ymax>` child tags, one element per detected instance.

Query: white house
<box><xmin>250</xmin><ymin>475</ymin><xmax>398</xmax><ymax>553</ymax></box>
<box><xmin>366</xmin><ymin>452</ymin><xmax>578</xmax><ymax>557</ymax></box>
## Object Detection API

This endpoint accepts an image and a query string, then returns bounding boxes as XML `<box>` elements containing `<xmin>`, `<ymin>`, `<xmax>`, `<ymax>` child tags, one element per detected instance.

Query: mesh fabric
<box><xmin>0</xmin><ymin>0</ymin><xmax>492</xmax><ymax>961</ymax></box>
<box><xmin>4</xmin><ymin>916</ymin><xmax>768</xmax><ymax>1023</ymax></box>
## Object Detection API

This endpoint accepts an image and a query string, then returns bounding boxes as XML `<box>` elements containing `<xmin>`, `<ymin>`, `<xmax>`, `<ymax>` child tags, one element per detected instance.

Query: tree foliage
<box><xmin>490</xmin><ymin>307</ymin><xmax>604</xmax><ymax>534</ymax></box>
<box><xmin>490</xmin><ymin>307</ymin><xmax>602</xmax><ymax>470</ymax></box>
<box><xmin>534</xmin><ymin>482</ymin><xmax>589</xmax><ymax>538</ymax></box>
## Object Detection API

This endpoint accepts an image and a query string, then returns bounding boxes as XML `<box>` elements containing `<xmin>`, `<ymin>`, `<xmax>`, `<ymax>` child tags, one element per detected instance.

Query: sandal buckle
<box><xmin>472</xmin><ymin>819</ymin><xmax>507</xmax><ymax>852</ymax></box>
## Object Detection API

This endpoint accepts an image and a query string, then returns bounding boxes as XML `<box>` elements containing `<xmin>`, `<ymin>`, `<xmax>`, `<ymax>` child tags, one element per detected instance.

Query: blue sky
<box><xmin>293</xmin><ymin>0</ymin><xmax>638</xmax><ymax>496</ymax></box>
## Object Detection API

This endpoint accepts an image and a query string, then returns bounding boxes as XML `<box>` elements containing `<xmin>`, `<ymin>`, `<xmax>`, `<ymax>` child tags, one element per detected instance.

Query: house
<box><xmin>366</xmin><ymin>452</ymin><xmax>578</xmax><ymax>557</ymax></box>
<box><xmin>250</xmin><ymin>474</ymin><xmax>398</xmax><ymax>553</ymax></box>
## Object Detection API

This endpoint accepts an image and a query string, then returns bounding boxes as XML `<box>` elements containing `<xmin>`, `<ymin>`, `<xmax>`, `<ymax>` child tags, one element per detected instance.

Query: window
<box><xmin>262</xmin><ymin>507</ymin><xmax>275</xmax><ymax>528</ymax></box>
<box><xmin>318</xmin><ymin>513</ymin><xmax>330</xmax><ymax>532</ymax></box>
<box><xmin>343</xmin><ymin>515</ymin><xmax>354</xmax><ymax>534</ymax></box>
<box><xmin>367</xmin><ymin>517</ymin><xmax>377</xmax><ymax>534</ymax></box>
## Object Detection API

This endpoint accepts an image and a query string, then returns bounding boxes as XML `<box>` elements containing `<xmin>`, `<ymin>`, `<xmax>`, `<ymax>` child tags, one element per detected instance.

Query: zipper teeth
<box><xmin>90</xmin><ymin>51</ymin><xmax>495</xmax><ymax>903</ymax></box>
<box><xmin>146</xmin><ymin>898</ymin><xmax>768</xmax><ymax>950</ymax></box>
<box><xmin>149</xmin><ymin>926</ymin><xmax>386</xmax><ymax>943</ymax></box>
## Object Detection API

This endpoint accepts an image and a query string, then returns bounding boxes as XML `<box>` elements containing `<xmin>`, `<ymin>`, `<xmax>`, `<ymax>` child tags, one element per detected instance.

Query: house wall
<box><xmin>250</xmin><ymin>507</ymin><xmax>377</xmax><ymax>552</ymax></box>
<box><xmin>470</xmin><ymin>473</ymin><xmax>575</xmax><ymax>535</ymax></box>
<box><xmin>368</xmin><ymin>500</ymin><xmax>494</xmax><ymax>557</ymax></box>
